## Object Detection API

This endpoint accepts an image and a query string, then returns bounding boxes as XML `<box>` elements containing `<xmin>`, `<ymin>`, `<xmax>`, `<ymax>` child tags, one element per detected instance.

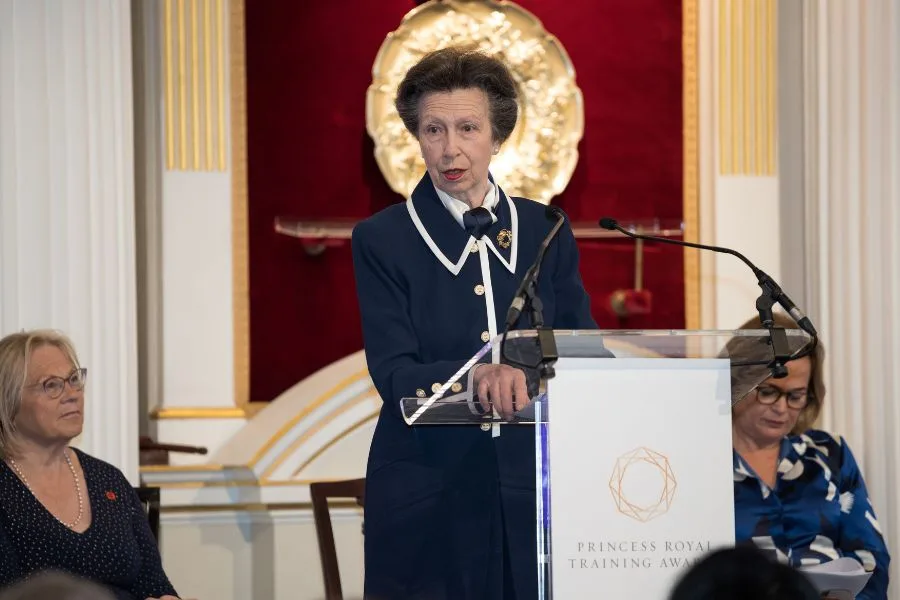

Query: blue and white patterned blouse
<box><xmin>734</xmin><ymin>429</ymin><xmax>890</xmax><ymax>600</ymax></box>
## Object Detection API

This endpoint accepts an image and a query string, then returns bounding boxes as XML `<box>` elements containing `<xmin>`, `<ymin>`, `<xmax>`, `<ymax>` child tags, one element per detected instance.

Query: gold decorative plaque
<box><xmin>365</xmin><ymin>0</ymin><xmax>584</xmax><ymax>204</ymax></box>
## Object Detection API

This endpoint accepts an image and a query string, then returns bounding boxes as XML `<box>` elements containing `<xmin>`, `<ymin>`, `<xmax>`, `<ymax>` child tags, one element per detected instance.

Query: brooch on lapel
<box><xmin>497</xmin><ymin>229</ymin><xmax>512</xmax><ymax>249</ymax></box>
<box><xmin>105</xmin><ymin>490</ymin><xmax>117</xmax><ymax>501</ymax></box>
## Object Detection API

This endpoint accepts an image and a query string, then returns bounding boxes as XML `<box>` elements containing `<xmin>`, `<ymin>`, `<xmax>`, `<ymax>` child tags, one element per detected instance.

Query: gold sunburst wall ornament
<box><xmin>365</xmin><ymin>0</ymin><xmax>584</xmax><ymax>205</ymax></box>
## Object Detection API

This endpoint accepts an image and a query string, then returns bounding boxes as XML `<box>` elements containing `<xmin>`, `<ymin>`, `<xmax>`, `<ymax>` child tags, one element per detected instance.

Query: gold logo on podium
<box><xmin>609</xmin><ymin>447</ymin><xmax>677</xmax><ymax>523</ymax></box>
<box><xmin>365</xmin><ymin>0</ymin><xmax>584</xmax><ymax>205</ymax></box>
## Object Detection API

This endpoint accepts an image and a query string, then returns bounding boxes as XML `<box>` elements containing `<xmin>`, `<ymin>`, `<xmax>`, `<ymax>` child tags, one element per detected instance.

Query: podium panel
<box><xmin>545</xmin><ymin>357</ymin><xmax>734</xmax><ymax>598</ymax></box>
<box><xmin>399</xmin><ymin>328</ymin><xmax>815</xmax><ymax>599</ymax></box>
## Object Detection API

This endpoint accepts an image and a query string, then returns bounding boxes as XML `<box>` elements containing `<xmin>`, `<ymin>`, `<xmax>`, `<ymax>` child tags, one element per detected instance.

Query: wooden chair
<box><xmin>310</xmin><ymin>478</ymin><xmax>366</xmax><ymax>600</ymax></box>
<box><xmin>134</xmin><ymin>485</ymin><xmax>161</xmax><ymax>542</ymax></box>
<box><xmin>136</xmin><ymin>437</ymin><xmax>204</xmax><ymax>547</ymax></box>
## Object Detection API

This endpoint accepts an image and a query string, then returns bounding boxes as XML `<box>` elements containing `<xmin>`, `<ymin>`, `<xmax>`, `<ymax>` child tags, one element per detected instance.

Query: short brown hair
<box><xmin>0</xmin><ymin>329</ymin><xmax>81</xmax><ymax>459</ymax></box>
<box><xmin>728</xmin><ymin>313</ymin><xmax>825</xmax><ymax>434</ymax></box>
<box><xmin>395</xmin><ymin>46</ymin><xmax>518</xmax><ymax>144</ymax></box>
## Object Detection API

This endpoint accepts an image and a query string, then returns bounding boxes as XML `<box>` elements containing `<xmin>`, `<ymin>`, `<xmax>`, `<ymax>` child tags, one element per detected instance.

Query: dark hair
<box><xmin>727</xmin><ymin>312</ymin><xmax>825</xmax><ymax>433</ymax></box>
<box><xmin>395</xmin><ymin>46</ymin><xmax>518</xmax><ymax>143</ymax></box>
<box><xmin>669</xmin><ymin>546</ymin><xmax>820</xmax><ymax>600</ymax></box>
<box><xmin>0</xmin><ymin>571</ymin><xmax>115</xmax><ymax>600</ymax></box>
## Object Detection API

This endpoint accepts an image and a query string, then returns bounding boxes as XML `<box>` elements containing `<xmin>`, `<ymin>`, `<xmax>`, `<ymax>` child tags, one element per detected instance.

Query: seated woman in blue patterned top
<box><xmin>0</xmin><ymin>330</ymin><xmax>178</xmax><ymax>600</ymax></box>
<box><xmin>730</xmin><ymin>314</ymin><xmax>890</xmax><ymax>600</ymax></box>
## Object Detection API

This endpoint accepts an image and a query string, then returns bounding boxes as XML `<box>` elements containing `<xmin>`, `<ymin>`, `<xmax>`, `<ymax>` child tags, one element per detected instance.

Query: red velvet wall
<box><xmin>245</xmin><ymin>0</ymin><xmax>684</xmax><ymax>402</ymax></box>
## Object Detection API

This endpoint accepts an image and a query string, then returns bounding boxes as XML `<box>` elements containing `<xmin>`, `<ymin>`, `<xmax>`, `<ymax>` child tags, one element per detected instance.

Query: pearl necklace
<box><xmin>8</xmin><ymin>450</ymin><xmax>84</xmax><ymax>529</ymax></box>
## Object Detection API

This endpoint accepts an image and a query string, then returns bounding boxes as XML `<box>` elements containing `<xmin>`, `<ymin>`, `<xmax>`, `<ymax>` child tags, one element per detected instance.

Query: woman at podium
<box><xmin>352</xmin><ymin>46</ymin><xmax>595</xmax><ymax>600</ymax></box>
<box><xmin>730</xmin><ymin>314</ymin><xmax>890</xmax><ymax>599</ymax></box>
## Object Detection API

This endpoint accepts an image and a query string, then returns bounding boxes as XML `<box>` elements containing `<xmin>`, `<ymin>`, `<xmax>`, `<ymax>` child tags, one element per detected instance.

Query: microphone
<box><xmin>598</xmin><ymin>217</ymin><xmax>818</xmax><ymax>338</ymax></box>
<box><xmin>504</xmin><ymin>206</ymin><xmax>567</xmax><ymax>330</ymax></box>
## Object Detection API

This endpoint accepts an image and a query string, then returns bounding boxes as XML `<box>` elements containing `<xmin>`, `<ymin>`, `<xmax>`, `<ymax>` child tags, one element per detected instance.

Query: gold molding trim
<box><xmin>683</xmin><ymin>0</ymin><xmax>701</xmax><ymax>330</ymax></box>
<box><xmin>249</xmin><ymin>371</ymin><xmax>371</xmax><ymax>467</ymax></box>
<box><xmin>162</xmin><ymin>0</ymin><xmax>228</xmax><ymax>171</ymax></box>
<box><xmin>147</xmin><ymin>476</ymin><xmax>360</xmax><ymax>489</ymax></box>
<box><xmin>230</xmin><ymin>0</ymin><xmax>251</xmax><ymax>409</ymax></box>
<box><xmin>140</xmin><ymin>464</ymin><xmax>229</xmax><ymax>473</ymax></box>
<box><xmin>717</xmin><ymin>0</ymin><xmax>777</xmax><ymax>176</ymax></box>
<box><xmin>177</xmin><ymin>0</ymin><xmax>186</xmax><ymax>169</ymax></box>
<box><xmin>765</xmin><ymin>0</ymin><xmax>775</xmax><ymax>174</ymax></box>
<box><xmin>150</xmin><ymin>406</ymin><xmax>248</xmax><ymax>419</ymax></box>
<box><xmin>161</xmin><ymin>500</ymin><xmax>361</xmax><ymax>513</ymax></box>
<box><xmin>150</xmin><ymin>479</ymin><xmax>259</xmax><ymax>488</ymax></box>
<box><xmin>164</xmin><ymin>0</ymin><xmax>175</xmax><ymax>167</ymax></box>
<box><xmin>190</xmin><ymin>0</ymin><xmax>200</xmax><ymax>168</ymax></box>
<box><xmin>260</xmin><ymin>393</ymin><xmax>377</xmax><ymax>479</ymax></box>
<box><xmin>217</xmin><ymin>0</ymin><xmax>227</xmax><ymax>170</ymax></box>
<box><xmin>291</xmin><ymin>411</ymin><xmax>379</xmax><ymax>477</ymax></box>
<box><xmin>203</xmin><ymin>0</ymin><xmax>213</xmax><ymax>170</ymax></box>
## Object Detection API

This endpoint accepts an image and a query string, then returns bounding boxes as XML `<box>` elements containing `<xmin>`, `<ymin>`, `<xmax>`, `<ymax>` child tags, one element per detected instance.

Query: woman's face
<box><xmin>15</xmin><ymin>344</ymin><xmax>85</xmax><ymax>449</ymax></box>
<box><xmin>732</xmin><ymin>356</ymin><xmax>812</xmax><ymax>447</ymax></box>
<box><xmin>417</xmin><ymin>87</ymin><xmax>497</xmax><ymax>207</ymax></box>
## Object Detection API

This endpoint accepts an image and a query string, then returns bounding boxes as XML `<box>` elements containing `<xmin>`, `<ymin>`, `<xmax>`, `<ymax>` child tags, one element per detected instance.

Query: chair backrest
<box><xmin>133</xmin><ymin>485</ymin><xmax>161</xmax><ymax>543</ymax></box>
<box><xmin>309</xmin><ymin>478</ymin><xmax>366</xmax><ymax>600</ymax></box>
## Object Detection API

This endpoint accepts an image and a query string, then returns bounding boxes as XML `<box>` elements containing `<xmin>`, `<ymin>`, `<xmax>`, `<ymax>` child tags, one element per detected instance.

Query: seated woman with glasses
<box><xmin>0</xmin><ymin>330</ymin><xmax>179</xmax><ymax>600</ymax></box>
<box><xmin>729</xmin><ymin>314</ymin><xmax>889</xmax><ymax>600</ymax></box>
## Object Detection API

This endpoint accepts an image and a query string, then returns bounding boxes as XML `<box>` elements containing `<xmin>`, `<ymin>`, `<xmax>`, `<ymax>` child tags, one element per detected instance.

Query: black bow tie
<box><xmin>463</xmin><ymin>207</ymin><xmax>493</xmax><ymax>239</ymax></box>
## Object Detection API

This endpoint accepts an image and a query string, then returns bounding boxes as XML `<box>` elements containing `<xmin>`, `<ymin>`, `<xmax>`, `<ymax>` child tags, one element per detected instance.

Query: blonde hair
<box><xmin>728</xmin><ymin>313</ymin><xmax>825</xmax><ymax>434</ymax></box>
<box><xmin>0</xmin><ymin>329</ymin><xmax>81</xmax><ymax>459</ymax></box>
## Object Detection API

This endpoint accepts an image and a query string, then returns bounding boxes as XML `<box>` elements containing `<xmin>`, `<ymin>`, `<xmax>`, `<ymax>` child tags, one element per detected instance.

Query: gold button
<box><xmin>451</xmin><ymin>382</ymin><xmax>463</xmax><ymax>393</ymax></box>
<box><xmin>469</xmin><ymin>243</ymin><xmax>479</xmax><ymax>253</ymax></box>
<box><xmin>480</xmin><ymin>331</ymin><xmax>490</xmax><ymax>343</ymax></box>
<box><xmin>431</xmin><ymin>383</ymin><xmax>442</xmax><ymax>393</ymax></box>
<box><xmin>416</xmin><ymin>389</ymin><xmax>426</xmax><ymax>398</ymax></box>
<box><xmin>474</xmin><ymin>284</ymin><xmax>485</xmax><ymax>296</ymax></box>
<box><xmin>480</xmin><ymin>422</ymin><xmax>492</xmax><ymax>431</ymax></box>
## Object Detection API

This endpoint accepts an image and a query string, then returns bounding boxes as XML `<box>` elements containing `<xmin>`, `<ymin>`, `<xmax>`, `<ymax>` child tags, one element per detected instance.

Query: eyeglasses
<box><xmin>27</xmin><ymin>368</ymin><xmax>88</xmax><ymax>399</ymax></box>
<box><xmin>755</xmin><ymin>384</ymin><xmax>808</xmax><ymax>409</ymax></box>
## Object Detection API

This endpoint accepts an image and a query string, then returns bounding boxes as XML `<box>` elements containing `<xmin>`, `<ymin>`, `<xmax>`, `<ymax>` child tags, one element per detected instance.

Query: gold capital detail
<box><xmin>717</xmin><ymin>0</ymin><xmax>777</xmax><ymax>176</ymax></box>
<box><xmin>163</xmin><ymin>0</ymin><xmax>228</xmax><ymax>171</ymax></box>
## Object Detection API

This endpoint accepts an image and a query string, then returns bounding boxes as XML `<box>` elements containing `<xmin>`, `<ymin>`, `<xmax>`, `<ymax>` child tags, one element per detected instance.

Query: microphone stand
<box><xmin>500</xmin><ymin>208</ymin><xmax>566</xmax><ymax>380</ymax></box>
<box><xmin>520</xmin><ymin>276</ymin><xmax>559</xmax><ymax>381</ymax></box>
<box><xmin>499</xmin><ymin>263</ymin><xmax>559</xmax><ymax>381</ymax></box>
<box><xmin>755</xmin><ymin>290</ymin><xmax>791</xmax><ymax>379</ymax></box>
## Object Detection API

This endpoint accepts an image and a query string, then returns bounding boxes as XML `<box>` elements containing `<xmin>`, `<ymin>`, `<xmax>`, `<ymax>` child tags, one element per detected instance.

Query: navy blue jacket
<box><xmin>352</xmin><ymin>174</ymin><xmax>596</xmax><ymax>600</ymax></box>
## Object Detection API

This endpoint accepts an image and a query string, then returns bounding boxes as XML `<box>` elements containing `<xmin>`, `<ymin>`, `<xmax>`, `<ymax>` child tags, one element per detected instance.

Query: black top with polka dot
<box><xmin>0</xmin><ymin>448</ymin><xmax>177</xmax><ymax>599</ymax></box>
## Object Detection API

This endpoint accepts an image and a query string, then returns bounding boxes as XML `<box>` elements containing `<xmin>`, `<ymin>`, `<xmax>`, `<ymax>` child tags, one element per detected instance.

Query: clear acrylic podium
<box><xmin>399</xmin><ymin>328</ymin><xmax>815</xmax><ymax>600</ymax></box>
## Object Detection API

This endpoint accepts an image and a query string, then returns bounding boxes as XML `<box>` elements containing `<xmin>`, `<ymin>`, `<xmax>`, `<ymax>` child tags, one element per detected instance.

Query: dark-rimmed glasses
<box><xmin>26</xmin><ymin>368</ymin><xmax>88</xmax><ymax>399</ymax></box>
<box><xmin>755</xmin><ymin>384</ymin><xmax>808</xmax><ymax>409</ymax></box>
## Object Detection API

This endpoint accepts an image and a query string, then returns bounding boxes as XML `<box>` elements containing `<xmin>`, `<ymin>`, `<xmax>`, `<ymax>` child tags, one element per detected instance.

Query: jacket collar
<box><xmin>406</xmin><ymin>173</ymin><xmax>518</xmax><ymax>276</ymax></box>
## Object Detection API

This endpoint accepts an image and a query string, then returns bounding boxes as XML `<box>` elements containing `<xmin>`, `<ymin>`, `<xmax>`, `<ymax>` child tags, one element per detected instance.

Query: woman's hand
<box><xmin>472</xmin><ymin>364</ymin><xmax>529</xmax><ymax>419</ymax></box>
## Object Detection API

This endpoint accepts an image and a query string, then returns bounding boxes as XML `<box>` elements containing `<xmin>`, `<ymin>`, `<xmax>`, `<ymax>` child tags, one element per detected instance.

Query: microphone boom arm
<box><xmin>599</xmin><ymin>217</ymin><xmax>816</xmax><ymax>379</ymax></box>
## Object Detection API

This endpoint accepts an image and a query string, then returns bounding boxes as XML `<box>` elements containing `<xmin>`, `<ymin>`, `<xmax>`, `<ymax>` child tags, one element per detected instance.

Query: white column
<box><xmin>131</xmin><ymin>0</ymin><xmax>248</xmax><ymax>464</ymax></box>
<box><xmin>697</xmin><ymin>0</ymin><xmax>784</xmax><ymax>330</ymax></box>
<box><xmin>802</xmin><ymin>0</ymin><xmax>900</xmax><ymax>594</ymax></box>
<box><xmin>0</xmin><ymin>0</ymin><xmax>139</xmax><ymax>482</ymax></box>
